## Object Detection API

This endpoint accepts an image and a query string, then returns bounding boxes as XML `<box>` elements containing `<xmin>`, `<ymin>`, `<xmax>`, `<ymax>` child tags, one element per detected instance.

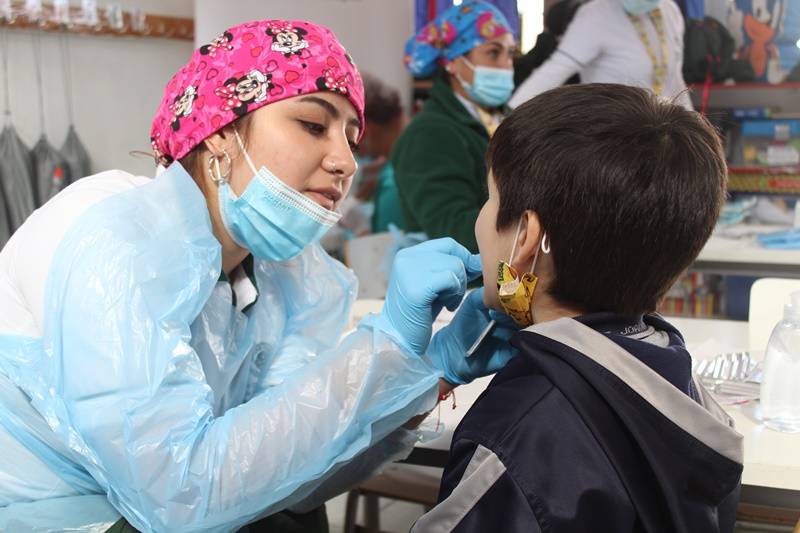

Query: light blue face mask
<box><xmin>620</xmin><ymin>0</ymin><xmax>660</xmax><ymax>15</ymax></box>
<box><xmin>458</xmin><ymin>57</ymin><xmax>514</xmax><ymax>108</ymax></box>
<box><xmin>217</xmin><ymin>129</ymin><xmax>342</xmax><ymax>262</ymax></box>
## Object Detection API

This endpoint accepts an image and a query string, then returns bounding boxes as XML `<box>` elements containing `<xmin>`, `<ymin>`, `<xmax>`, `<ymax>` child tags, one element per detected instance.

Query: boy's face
<box><xmin>475</xmin><ymin>171</ymin><xmax>518</xmax><ymax>311</ymax></box>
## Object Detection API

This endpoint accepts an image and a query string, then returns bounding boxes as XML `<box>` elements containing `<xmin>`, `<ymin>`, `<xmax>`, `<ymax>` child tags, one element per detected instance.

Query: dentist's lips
<box><xmin>306</xmin><ymin>187</ymin><xmax>341</xmax><ymax>210</ymax></box>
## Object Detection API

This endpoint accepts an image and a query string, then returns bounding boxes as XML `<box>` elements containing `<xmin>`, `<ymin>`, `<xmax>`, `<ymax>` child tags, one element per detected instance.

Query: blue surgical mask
<box><xmin>620</xmin><ymin>0</ymin><xmax>660</xmax><ymax>15</ymax></box>
<box><xmin>458</xmin><ymin>57</ymin><xmax>514</xmax><ymax>108</ymax></box>
<box><xmin>217</xmin><ymin>129</ymin><xmax>342</xmax><ymax>261</ymax></box>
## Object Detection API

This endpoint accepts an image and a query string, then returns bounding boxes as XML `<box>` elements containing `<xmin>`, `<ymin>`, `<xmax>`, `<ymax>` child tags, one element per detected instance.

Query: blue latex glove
<box><xmin>428</xmin><ymin>288</ymin><xmax>522</xmax><ymax>385</ymax></box>
<box><xmin>364</xmin><ymin>238</ymin><xmax>482</xmax><ymax>356</ymax></box>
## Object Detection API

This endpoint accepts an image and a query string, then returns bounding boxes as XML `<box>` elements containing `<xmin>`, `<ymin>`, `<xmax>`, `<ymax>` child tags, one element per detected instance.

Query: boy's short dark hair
<box><xmin>487</xmin><ymin>83</ymin><xmax>727</xmax><ymax>316</ymax></box>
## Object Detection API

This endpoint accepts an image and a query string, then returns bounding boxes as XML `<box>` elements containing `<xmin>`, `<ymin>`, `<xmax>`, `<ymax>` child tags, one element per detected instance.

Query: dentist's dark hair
<box><xmin>179</xmin><ymin>114</ymin><xmax>254</xmax><ymax>195</ymax></box>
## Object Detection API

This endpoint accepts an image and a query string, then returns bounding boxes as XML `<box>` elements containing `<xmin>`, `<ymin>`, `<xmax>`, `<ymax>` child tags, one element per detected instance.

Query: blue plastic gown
<box><xmin>0</xmin><ymin>163</ymin><xmax>440</xmax><ymax>532</ymax></box>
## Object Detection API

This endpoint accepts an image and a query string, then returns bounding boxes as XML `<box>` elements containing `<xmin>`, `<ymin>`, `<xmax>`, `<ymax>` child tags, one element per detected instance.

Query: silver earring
<box><xmin>208</xmin><ymin>149</ymin><xmax>232</xmax><ymax>184</ymax></box>
<box><xmin>541</xmin><ymin>233</ymin><xmax>551</xmax><ymax>254</ymax></box>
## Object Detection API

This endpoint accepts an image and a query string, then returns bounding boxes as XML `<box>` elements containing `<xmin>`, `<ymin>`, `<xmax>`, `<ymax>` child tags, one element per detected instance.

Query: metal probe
<box><xmin>465</xmin><ymin>319</ymin><xmax>496</xmax><ymax>357</ymax></box>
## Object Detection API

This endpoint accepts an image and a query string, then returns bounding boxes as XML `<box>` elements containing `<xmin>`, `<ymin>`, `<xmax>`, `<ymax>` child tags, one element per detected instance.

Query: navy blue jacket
<box><xmin>412</xmin><ymin>315</ymin><xmax>743</xmax><ymax>532</ymax></box>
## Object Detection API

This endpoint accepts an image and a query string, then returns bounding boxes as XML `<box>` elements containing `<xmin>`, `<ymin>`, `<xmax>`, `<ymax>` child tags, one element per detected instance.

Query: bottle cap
<box><xmin>785</xmin><ymin>290</ymin><xmax>800</xmax><ymax>321</ymax></box>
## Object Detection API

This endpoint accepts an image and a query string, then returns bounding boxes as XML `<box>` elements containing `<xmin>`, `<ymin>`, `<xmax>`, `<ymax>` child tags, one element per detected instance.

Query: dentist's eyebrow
<box><xmin>297</xmin><ymin>95</ymin><xmax>361</xmax><ymax>131</ymax></box>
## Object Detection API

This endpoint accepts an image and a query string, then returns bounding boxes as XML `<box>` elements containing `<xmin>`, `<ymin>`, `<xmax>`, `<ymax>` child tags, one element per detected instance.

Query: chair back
<box><xmin>748</xmin><ymin>277</ymin><xmax>800</xmax><ymax>352</ymax></box>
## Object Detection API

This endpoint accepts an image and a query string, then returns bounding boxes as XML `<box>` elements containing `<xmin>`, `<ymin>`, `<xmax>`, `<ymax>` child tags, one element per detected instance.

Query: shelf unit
<box><xmin>690</xmin><ymin>82</ymin><xmax>800</xmax><ymax>112</ymax></box>
<box><xmin>727</xmin><ymin>167</ymin><xmax>800</xmax><ymax>195</ymax></box>
<box><xmin>688</xmin><ymin>82</ymin><xmax>800</xmax><ymax>196</ymax></box>
<box><xmin>663</xmin><ymin>83</ymin><xmax>800</xmax><ymax>320</ymax></box>
<box><xmin>0</xmin><ymin>2</ymin><xmax>193</xmax><ymax>41</ymax></box>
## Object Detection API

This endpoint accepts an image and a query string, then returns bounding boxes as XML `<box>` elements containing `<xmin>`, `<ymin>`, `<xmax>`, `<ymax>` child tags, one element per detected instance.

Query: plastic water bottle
<box><xmin>760</xmin><ymin>290</ymin><xmax>800</xmax><ymax>433</ymax></box>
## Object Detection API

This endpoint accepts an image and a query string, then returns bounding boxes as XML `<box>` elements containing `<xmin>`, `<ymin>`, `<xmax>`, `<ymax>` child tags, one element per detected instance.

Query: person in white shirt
<box><xmin>510</xmin><ymin>0</ymin><xmax>692</xmax><ymax>109</ymax></box>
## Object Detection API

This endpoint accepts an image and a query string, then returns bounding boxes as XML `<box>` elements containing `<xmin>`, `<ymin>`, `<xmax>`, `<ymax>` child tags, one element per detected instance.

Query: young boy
<box><xmin>415</xmin><ymin>83</ymin><xmax>743</xmax><ymax>532</ymax></box>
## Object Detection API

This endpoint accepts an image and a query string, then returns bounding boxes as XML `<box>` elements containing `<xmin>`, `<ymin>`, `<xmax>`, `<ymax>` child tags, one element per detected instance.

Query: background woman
<box><xmin>393</xmin><ymin>1</ymin><xmax>516</xmax><ymax>253</ymax></box>
<box><xmin>509</xmin><ymin>0</ymin><xmax>692</xmax><ymax>109</ymax></box>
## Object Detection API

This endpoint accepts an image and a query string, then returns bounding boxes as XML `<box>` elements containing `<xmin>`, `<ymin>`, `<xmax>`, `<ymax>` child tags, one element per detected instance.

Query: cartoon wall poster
<box><xmin>725</xmin><ymin>0</ymin><xmax>799</xmax><ymax>83</ymax></box>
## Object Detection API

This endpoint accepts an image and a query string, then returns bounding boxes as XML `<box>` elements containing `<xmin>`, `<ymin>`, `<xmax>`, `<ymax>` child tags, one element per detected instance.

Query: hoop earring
<box><xmin>541</xmin><ymin>232</ymin><xmax>551</xmax><ymax>254</ymax></box>
<box><xmin>208</xmin><ymin>148</ymin><xmax>232</xmax><ymax>184</ymax></box>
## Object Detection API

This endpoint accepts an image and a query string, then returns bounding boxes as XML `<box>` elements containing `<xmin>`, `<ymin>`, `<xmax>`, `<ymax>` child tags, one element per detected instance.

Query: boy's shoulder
<box><xmin>454</xmin><ymin>354</ymin><xmax>563</xmax><ymax>455</ymax></box>
<box><xmin>448</xmin><ymin>352</ymin><xmax>638</xmax><ymax>529</ymax></box>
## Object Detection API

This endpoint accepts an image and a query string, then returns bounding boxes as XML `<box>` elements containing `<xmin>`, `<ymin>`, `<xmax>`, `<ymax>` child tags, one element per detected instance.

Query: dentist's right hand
<box><xmin>361</xmin><ymin>238</ymin><xmax>482</xmax><ymax>356</ymax></box>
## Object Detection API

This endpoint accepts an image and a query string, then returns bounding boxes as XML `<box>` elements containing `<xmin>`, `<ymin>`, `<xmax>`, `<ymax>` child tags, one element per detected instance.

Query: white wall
<box><xmin>195</xmin><ymin>0</ymin><xmax>414</xmax><ymax>112</ymax></box>
<box><xmin>518</xmin><ymin>0</ymin><xmax>544</xmax><ymax>52</ymax></box>
<box><xmin>5</xmin><ymin>0</ymin><xmax>412</xmax><ymax>179</ymax></box>
<box><xmin>3</xmin><ymin>0</ymin><xmax>193</xmax><ymax>178</ymax></box>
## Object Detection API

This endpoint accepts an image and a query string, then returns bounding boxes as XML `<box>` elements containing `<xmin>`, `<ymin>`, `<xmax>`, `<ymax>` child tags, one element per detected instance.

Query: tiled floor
<box><xmin>326</xmin><ymin>490</ymin><xmax>428</xmax><ymax>533</ymax></box>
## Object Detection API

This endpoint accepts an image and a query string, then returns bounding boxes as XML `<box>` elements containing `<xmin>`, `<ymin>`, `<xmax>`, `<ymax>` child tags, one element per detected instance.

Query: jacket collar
<box><xmin>428</xmin><ymin>78</ymin><xmax>490</xmax><ymax>136</ymax></box>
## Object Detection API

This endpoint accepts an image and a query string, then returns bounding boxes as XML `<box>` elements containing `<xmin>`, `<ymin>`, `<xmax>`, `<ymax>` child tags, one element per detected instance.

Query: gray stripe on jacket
<box><xmin>410</xmin><ymin>444</ymin><xmax>505</xmax><ymax>533</ymax></box>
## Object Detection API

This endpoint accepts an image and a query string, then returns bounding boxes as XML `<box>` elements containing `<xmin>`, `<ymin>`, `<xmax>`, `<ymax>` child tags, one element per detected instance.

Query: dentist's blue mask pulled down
<box><xmin>456</xmin><ymin>57</ymin><xmax>514</xmax><ymax>108</ymax></box>
<box><xmin>217</xmin><ymin>128</ymin><xmax>342</xmax><ymax>261</ymax></box>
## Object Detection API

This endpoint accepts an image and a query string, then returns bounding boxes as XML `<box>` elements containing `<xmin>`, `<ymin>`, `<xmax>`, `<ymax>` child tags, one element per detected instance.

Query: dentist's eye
<box><xmin>349</xmin><ymin>141</ymin><xmax>361</xmax><ymax>153</ymax></box>
<box><xmin>300</xmin><ymin>121</ymin><xmax>325</xmax><ymax>135</ymax></box>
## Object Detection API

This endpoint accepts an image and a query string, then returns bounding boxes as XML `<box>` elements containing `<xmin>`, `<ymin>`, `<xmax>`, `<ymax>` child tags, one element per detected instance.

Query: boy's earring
<box><xmin>541</xmin><ymin>233</ymin><xmax>550</xmax><ymax>254</ymax></box>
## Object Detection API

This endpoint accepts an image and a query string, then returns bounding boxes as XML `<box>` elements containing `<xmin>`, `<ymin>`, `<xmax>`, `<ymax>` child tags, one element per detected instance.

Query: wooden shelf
<box><xmin>690</xmin><ymin>82</ymin><xmax>800</xmax><ymax>113</ymax></box>
<box><xmin>692</xmin><ymin>82</ymin><xmax>800</xmax><ymax>91</ymax></box>
<box><xmin>0</xmin><ymin>2</ymin><xmax>193</xmax><ymax>41</ymax></box>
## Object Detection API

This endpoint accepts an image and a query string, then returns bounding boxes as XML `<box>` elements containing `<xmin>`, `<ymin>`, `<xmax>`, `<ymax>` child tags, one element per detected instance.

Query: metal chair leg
<box><xmin>364</xmin><ymin>493</ymin><xmax>380</xmax><ymax>532</ymax></box>
<box><xmin>343</xmin><ymin>489</ymin><xmax>360</xmax><ymax>533</ymax></box>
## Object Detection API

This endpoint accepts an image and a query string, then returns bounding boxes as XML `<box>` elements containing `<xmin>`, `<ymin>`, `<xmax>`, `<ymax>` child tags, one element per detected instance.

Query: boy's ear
<box><xmin>513</xmin><ymin>210</ymin><xmax>543</xmax><ymax>268</ymax></box>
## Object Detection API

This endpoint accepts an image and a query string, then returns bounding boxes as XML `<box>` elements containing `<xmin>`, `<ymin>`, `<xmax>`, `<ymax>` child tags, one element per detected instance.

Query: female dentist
<box><xmin>0</xmin><ymin>19</ymin><xmax>500</xmax><ymax>533</ymax></box>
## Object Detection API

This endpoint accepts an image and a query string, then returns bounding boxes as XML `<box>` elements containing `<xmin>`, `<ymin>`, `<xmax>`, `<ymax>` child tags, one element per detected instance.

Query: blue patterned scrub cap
<box><xmin>404</xmin><ymin>1</ymin><xmax>512</xmax><ymax>78</ymax></box>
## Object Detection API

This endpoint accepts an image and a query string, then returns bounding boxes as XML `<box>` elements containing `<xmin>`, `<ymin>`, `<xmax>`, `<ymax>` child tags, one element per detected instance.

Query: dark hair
<box><xmin>179</xmin><ymin>113</ymin><xmax>254</xmax><ymax>193</ymax></box>
<box><xmin>363</xmin><ymin>74</ymin><xmax>403</xmax><ymax>125</ymax></box>
<box><xmin>545</xmin><ymin>0</ymin><xmax>580</xmax><ymax>36</ymax></box>
<box><xmin>487</xmin><ymin>83</ymin><xmax>727</xmax><ymax>315</ymax></box>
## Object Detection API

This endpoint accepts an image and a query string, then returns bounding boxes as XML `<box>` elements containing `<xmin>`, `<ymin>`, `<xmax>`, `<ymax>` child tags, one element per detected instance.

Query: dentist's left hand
<box><xmin>428</xmin><ymin>287</ymin><xmax>521</xmax><ymax>385</ymax></box>
<box><xmin>363</xmin><ymin>238</ymin><xmax>482</xmax><ymax>356</ymax></box>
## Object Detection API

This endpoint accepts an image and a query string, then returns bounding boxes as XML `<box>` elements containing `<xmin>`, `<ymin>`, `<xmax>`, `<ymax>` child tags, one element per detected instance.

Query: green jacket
<box><xmin>391</xmin><ymin>79</ymin><xmax>491</xmax><ymax>253</ymax></box>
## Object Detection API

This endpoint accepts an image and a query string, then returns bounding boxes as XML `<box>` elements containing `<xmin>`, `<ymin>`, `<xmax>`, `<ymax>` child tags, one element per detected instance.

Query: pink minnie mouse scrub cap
<box><xmin>150</xmin><ymin>20</ymin><xmax>364</xmax><ymax>166</ymax></box>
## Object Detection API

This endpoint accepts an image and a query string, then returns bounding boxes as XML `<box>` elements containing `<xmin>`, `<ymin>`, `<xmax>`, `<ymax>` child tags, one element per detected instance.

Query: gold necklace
<box><xmin>475</xmin><ymin>106</ymin><xmax>500</xmax><ymax>136</ymax></box>
<box><xmin>628</xmin><ymin>9</ymin><xmax>668</xmax><ymax>95</ymax></box>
